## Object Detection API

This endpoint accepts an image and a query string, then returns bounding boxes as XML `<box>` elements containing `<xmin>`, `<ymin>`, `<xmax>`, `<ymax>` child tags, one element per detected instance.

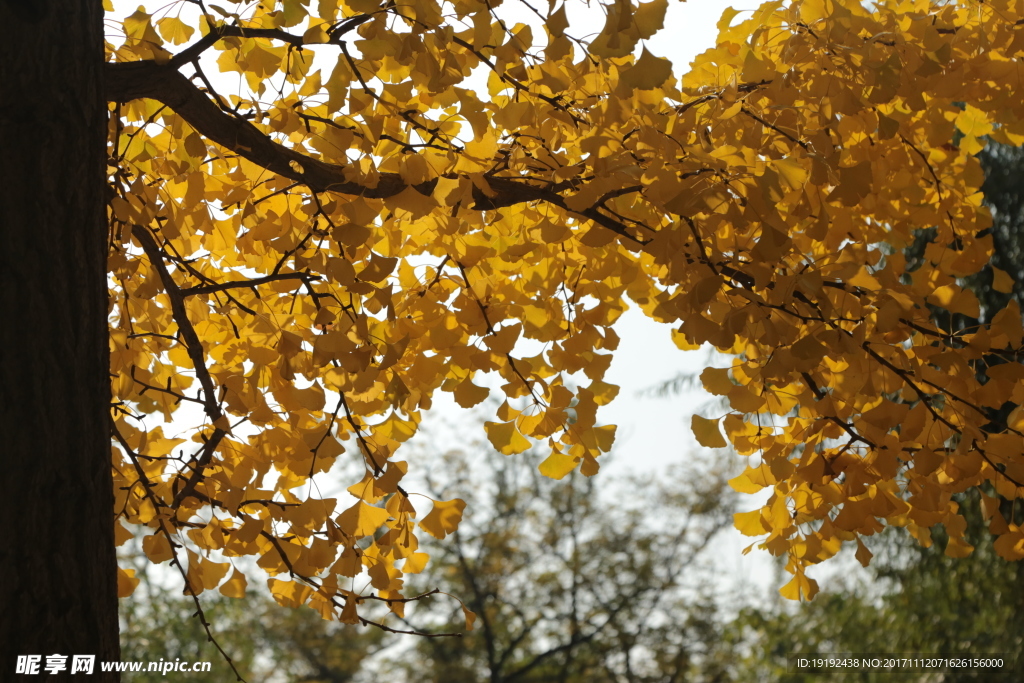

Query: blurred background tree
<box><xmin>391</xmin><ymin>446</ymin><xmax>736</xmax><ymax>683</ymax></box>
<box><xmin>118</xmin><ymin>432</ymin><xmax>740</xmax><ymax>682</ymax></box>
<box><xmin>118</xmin><ymin>426</ymin><xmax>1024</xmax><ymax>683</ymax></box>
<box><xmin>119</xmin><ymin>541</ymin><xmax>387</xmax><ymax>682</ymax></box>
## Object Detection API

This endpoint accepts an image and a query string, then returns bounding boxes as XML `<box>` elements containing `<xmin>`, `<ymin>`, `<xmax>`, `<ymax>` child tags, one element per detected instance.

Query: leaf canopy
<box><xmin>105</xmin><ymin>0</ymin><xmax>1024</xmax><ymax>618</ymax></box>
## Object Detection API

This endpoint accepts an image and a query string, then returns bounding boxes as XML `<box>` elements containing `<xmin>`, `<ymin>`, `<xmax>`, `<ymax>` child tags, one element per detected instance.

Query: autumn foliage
<box><xmin>104</xmin><ymin>0</ymin><xmax>1024</xmax><ymax>629</ymax></box>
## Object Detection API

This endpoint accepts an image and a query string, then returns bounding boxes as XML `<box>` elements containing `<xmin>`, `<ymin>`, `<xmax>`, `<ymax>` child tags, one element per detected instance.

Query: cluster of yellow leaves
<box><xmin>104</xmin><ymin>0</ymin><xmax>1024</xmax><ymax>619</ymax></box>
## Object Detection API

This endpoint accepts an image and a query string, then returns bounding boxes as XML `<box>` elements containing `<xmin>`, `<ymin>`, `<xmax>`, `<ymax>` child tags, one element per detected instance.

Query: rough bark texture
<box><xmin>0</xmin><ymin>0</ymin><xmax>121</xmax><ymax>679</ymax></box>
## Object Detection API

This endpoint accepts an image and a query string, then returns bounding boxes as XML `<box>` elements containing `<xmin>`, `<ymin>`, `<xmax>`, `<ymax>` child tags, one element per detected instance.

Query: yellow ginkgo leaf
<box><xmin>779</xmin><ymin>573</ymin><xmax>819</xmax><ymax>601</ymax></box>
<box><xmin>619</xmin><ymin>49</ymin><xmax>673</xmax><ymax>91</ymax></box>
<box><xmin>944</xmin><ymin>536</ymin><xmax>974</xmax><ymax>559</ymax></box>
<box><xmin>113</xmin><ymin>519</ymin><xmax>133</xmax><ymax>547</ymax></box>
<box><xmin>774</xmin><ymin>157</ymin><xmax>808</xmax><ymax>190</ymax></box>
<box><xmin>384</xmin><ymin>185</ymin><xmax>438</xmax><ymax>220</ymax></box>
<box><xmin>992</xmin><ymin>267</ymin><xmax>1015</xmax><ymax>294</ymax></box>
<box><xmin>463</xmin><ymin>605</ymin><xmax>477</xmax><ymax>631</ymax></box>
<box><xmin>728</xmin><ymin>471</ymin><xmax>765</xmax><ymax>494</ymax></box>
<box><xmin>672</xmin><ymin>329</ymin><xmax>701</xmax><ymax>350</ymax></box>
<box><xmin>402</xmin><ymin>552</ymin><xmax>430</xmax><ymax>574</ymax></box>
<box><xmin>117</xmin><ymin>567</ymin><xmax>140</xmax><ymax>598</ymax></box>
<box><xmin>484</xmin><ymin>420</ymin><xmax>532</xmax><ymax>455</ymax></box>
<box><xmin>155</xmin><ymin>16</ymin><xmax>195</xmax><ymax>45</ymax></box>
<box><xmin>734</xmin><ymin>509</ymin><xmax>768</xmax><ymax>537</ymax></box>
<box><xmin>339</xmin><ymin>593</ymin><xmax>361</xmax><ymax>625</ymax></box>
<box><xmin>700</xmin><ymin>367</ymin><xmax>733</xmax><ymax>396</ymax></box>
<box><xmin>854</xmin><ymin>538</ymin><xmax>874</xmax><ymax>568</ymax></box>
<box><xmin>199</xmin><ymin>558</ymin><xmax>231</xmax><ymax>590</ymax></box>
<box><xmin>994</xmin><ymin>531</ymin><xmax>1024</xmax><ymax>560</ymax></box>
<box><xmin>219</xmin><ymin>569</ymin><xmax>248</xmax><ymax>598</ymax></box>
<box><xmin>453</xmin><ymin>378</ymin><xmax>490</xmax><ymax>408</ymax></box>
<box><xmin>336</xmin><ymin>502</ymin><xmax>391</xmax><ymax>538</ymax></box>
<box><xmin>538</xmin><ymin>450</ymin><xmax>579</xmax><ymax>480</ymax></box>
<box><xmin>692</xmin><ymin>415</ymin><xmax>727</xmax><ymax>449</ymax></box>
<box><xmin>268</xmin><ymin>578</ymin><xmax>314</xmax><ymax>608</ymax></box>
<box><xmin>142</xmin><ymin>533</ymin><xmax>174</xmax><ymax>564</ymax></box>
<box><xmin>955</xmin><ymin>104</ymin><xmax>993</xmax><ymax>138</ymax></box>
<box><xmin>419</xmin><ymin>498</ymin><xmax>467</xmax><ymax>540</ymax></box>
<box><xmin>546</xmin><ymin>4</ymin><xmax>569</xmax><ymax>37</ymax></box>
<box><xmin>634</xmin><ymin>0</ymin><xmax>669</xmax><ymax>38</ymax></box>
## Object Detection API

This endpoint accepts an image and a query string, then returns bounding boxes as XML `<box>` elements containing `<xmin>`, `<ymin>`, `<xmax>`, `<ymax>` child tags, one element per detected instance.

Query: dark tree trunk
<box><xmin>0</xmin><ymin>0</ymin><xmax>120</xmax><ymax>679</ymax></box>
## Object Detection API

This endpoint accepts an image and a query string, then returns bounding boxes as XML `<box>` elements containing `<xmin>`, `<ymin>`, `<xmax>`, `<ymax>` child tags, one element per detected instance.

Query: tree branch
<box><xmin>105</xmin><ymin>60</ymin><xmax>562</xmax><ymax>211</ymax></box>
<box><xmin>167</xmin><ymin>17</ymin><xmax>375</xmax><ymax>68</ymax></box>
<box><xmin>181</xmin><ymin>271</ymin><xmax>320</xmax><ymax>296</ymax></box>
<box><xmin>131</xmin><ymin>224</ymin><xmax>229</xmax><ymax>507</ymax></box>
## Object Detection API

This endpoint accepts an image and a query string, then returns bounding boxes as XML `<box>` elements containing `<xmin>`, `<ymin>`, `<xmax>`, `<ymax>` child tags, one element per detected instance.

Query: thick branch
<box><xmin>132</xmin><ymin>225</ymin><xmax>220</xmax><ymax>415</ymax></box>
<box><xmin>105</xmin><ymin>60</ymin><xmax>558</xmax><ymax>210</ymax></box>
<box><xmin>181</xmin><ymin>271</ymin><xmax>320</xmax><ymax>296</ymax></box>
<box><xmin>131</xmin><ymin>224</ymin><xmax>228</xmax><ymax>506</ymax></box>
<box><xmin>168</xmin><ymin>17</ymin><xmax>375</xmax><ymax>68</ymax></box>
<box><xmin>108</xmin><ymin>61</ymin><xmax>394</xmax><ymax>195</ymax></box>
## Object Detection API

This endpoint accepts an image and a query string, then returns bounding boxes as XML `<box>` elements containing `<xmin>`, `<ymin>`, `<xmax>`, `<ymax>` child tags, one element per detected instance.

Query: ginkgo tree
<box><xmin>4</xmin><ymin>0</ymin><xmax>1024</xmax><ymax>676</ymax></box>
